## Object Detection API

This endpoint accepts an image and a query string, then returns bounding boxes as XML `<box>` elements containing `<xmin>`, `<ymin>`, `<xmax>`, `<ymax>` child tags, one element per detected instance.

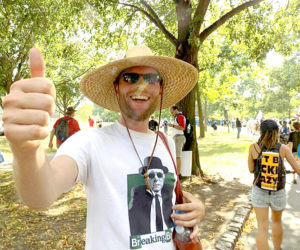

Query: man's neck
<box><xmin>118</xmin><ymin>116</ymin><xmax>153</xmax><ymax>133</ymax></box>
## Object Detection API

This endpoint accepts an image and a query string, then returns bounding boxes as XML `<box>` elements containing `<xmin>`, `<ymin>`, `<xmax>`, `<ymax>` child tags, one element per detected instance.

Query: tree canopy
<box><xmin>1</xmin><ymin>0</ymin><xmax>299</xmax><ymax>175</ymax></box>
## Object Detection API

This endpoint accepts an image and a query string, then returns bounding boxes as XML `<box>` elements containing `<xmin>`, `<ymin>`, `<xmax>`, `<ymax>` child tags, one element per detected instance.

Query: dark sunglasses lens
<box><xmin>148</xmin><ymin>172</ymin><xmax>163</xmax><ymax>179</ymax></box>
<box><xmin>157</xmin><ymin>172</ymin><xmax>163</xmax><ymax>178</ymax></box>
<box><xmin>144</xmin><ymin>74</ymin><xmax>161</xmax><ymax>83</ymax></box>
<box><xmin>123</xmin><ymin>73</ymin><xmax>139</xmax><ymax>83</ymax></box>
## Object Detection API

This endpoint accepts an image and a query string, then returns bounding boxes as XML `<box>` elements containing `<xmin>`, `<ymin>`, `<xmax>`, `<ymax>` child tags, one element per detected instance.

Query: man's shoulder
<box><xmin>163</xmin><ymin>183</ymin><xmax>173</xmax><ymax>190</ymax></box>
<box><xmin>54</xmin><ymin>117</ymin><xmax>66</xmax><ymax>127</ymax></box>
<box><xmin>132</xmin><ymin>185</ymin><xmax>148</xmax><ymax>195</ymax></box>
<box><xmin>99</xmin><ymin>122</ymin><xmax>123</xmax><ymax>136</ymax></box>
<box><xmin>69</xmin><ymin>117</ymin><xmax>79</xmax><ymax>124</ymax></box>
<box><xmin>177</xmin><ymin>113</ymin><xmax>185</xmax><ymax>119</ymax></box>
<box><xmin>56</xmin><ymin>117</ymin><xmax>64</xmax><ymax>122</ymax></box>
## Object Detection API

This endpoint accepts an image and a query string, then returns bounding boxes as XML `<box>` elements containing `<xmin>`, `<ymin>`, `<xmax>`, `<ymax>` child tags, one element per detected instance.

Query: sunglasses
<box><xmin>121</xmin><ymin>73</ymin><xmax>161</xmax><ymax>84</ymax></box>
<box><xmin>148</xmin><ymin>172</ymin><xmax>164</xmax><ymax>179</ymax></box>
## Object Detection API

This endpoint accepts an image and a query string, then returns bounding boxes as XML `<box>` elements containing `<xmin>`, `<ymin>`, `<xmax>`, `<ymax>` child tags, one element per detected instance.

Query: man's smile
<box><xmin>130</xmin><ymin>95</ymin><xmax>150</xmax><ymax>101</ymax></box>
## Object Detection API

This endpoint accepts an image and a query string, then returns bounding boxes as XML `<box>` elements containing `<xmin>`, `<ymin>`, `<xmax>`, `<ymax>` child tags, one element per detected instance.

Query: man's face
<box><xmin>147</xmin><ymin>169</ymin><xmax>165</xmax><ymax>193</ymax></box>
<box><xmin>170</xmin><ymin>107</ymin><xmax>176</xmax><ymax>117</ymax></box>
<box><xmin>115</xmin><ymin>66</ymin><xmax>162</xmax><ymax>122</ymax></box>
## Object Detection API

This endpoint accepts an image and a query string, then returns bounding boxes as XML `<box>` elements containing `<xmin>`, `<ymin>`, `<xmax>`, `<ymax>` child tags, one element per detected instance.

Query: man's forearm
<box><xmin>12</xmin><ymin>144</ymin><xmax>59</xmax><ymax>209</ymax></box>
<box><xmin>173</xmin><ymin>124</ymin><xmax>184</xmax><ymax>130</ymax></box>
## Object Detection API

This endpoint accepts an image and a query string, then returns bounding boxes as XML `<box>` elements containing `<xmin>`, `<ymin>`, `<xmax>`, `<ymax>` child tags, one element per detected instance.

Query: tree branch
<box><xmin>55</xmin><ymin>66</ymin><xmax>94</xmax><ymax>87</ymax></box>
<box><xmin>199</xmin><ymin>0</ymin><xmax>263</xmax><ymax>42</ymax></box>
<box><xmin>14</xmin><ymin>53</ymin><xmax>27</xmax><ymax>82</ymax></box>
<box><xmin>119</xmin><ymin>1</ymin><xmax>178</xmax><ymax>46</ymax></box>
<box><xmin>192</xmin><ymin>0</ymin><xmax>210</xmax><ymax>36</ymax></box>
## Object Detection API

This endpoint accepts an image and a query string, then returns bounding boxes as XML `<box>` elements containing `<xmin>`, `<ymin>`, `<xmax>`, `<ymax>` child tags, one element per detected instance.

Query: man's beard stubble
<box><xmin>118</xmin><ymin>93</ymin><xmax>160</xmax><ymax>122</ymax></box>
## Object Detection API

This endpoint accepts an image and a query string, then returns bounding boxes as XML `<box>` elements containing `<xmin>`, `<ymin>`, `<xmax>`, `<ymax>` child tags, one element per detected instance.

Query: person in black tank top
<box><xmin>248</xmin><ymin>119</ymin><xmax>300</xmax><ymax>250</ymax></box>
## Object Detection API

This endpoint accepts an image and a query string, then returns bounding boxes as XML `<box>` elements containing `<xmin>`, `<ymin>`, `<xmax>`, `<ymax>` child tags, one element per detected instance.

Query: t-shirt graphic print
<box><xmin>128</xmin><ymin>156</ymin><xmax>175</xmax><ymax>249</ymax></box>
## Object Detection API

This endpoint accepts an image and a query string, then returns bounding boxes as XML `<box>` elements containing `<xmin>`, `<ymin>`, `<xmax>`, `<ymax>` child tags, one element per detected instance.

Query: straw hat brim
<box><xmin>80</xmin><ymin>55</ymin><xmax>198</xmax><ymax>112</ymax></box>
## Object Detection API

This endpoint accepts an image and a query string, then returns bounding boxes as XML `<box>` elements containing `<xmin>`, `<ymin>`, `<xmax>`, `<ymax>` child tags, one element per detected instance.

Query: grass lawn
<box><xmin>0</xmin><ymin>136</ymin><xmax>56</xmax><ymax>162</ymax></box>
<box><xmin>0</xmin><ymin>171</ymin><xmax>86</xmax><ymax>249</ymax></box>
<box><xmin>197</xmin><ymin>127</ymin><xmax>257</xmax><ymax>184</ymax></box>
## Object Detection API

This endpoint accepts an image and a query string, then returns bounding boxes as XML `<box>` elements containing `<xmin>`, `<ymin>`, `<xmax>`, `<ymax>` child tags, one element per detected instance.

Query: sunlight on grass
<box><xmin>198</xmin><ymin>128</ymin><xmax>258</xmax><ymax>183</ymax></box>
<box><xmin>0</xmin><ymin>121</ymin><xmax>102</xmax><ymax>161</ymax></box>
<box><xmin>0</xmin><ymin>136</ymin><xmax>56</xmax><ymax>161</ymax></box>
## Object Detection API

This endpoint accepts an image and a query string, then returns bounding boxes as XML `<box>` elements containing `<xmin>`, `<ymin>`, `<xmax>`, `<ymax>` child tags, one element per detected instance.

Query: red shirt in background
<box><xmin>53</xmin><ymin>116</ymin><xmax>80</xmax><ymax>146</ymax></box>
<box><xmin>176</xmin><ymin>114</ymin><xmax>186</xmax><ymax>129</ymax></box>
<box><xmin>88</xmin><ymin>118</ymin><xmax>94</xmax><ymax>127</ymax></box>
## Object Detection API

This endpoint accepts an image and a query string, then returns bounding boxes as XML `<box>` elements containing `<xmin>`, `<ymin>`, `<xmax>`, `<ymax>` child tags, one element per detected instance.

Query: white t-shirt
<box><xmin>171</xmin><ymin>115</ymin><xmax>185</xmax><ymax>137</ymax></box>
<box><xmin>55</xmin><ymin>121</ymin><xmax>177</xmax><ymax>250</ymax></box>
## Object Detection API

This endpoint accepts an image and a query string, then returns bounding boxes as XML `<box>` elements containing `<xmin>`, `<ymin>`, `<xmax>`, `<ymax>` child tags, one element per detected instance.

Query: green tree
<box><xmin>77</xmin><ymin>103</ymin><xmax>94</xmax><ymax>121</ymax></box>
<box><xmin>46</xmin><ymin>41</ymin><xmax>100</xmax><ymax>114</ymax></box>
<box><xmin>0</xmin><ymin>0</ymin><xmax>90</xmax><ymax>111</ymax></box>
<box><xmin>262</xmin><ymin>53</ymin><xmax>300</xmax><ymax>118</ymax></box>
<box><xmin>93</xmin><ymin>104</ymin><xmax>120</xmax><ymax>122</ymax></box>
<box><xmin>86</xmin><ymin>0</ymin><xmax>299</xmax><ymax>176</ymax></box>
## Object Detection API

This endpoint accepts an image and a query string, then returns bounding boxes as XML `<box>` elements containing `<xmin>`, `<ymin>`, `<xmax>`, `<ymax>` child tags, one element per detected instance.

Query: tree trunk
<box><xmin>196</xmin><ymin>86</ymin><xmax>205</xmax><ymax>138</ymax></box>
<box><xmin>175</xmin><ymin>43</ymin><xmax>204</xmax><ymax>177</ymax></box>
<box><xmin>204</xmin><ymin>96</ymin><xmax>208</xmax><ymax>131</ymax></box>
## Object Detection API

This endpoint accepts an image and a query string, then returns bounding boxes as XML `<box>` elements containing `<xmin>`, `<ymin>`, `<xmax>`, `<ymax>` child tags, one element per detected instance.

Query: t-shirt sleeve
<box><xmin>73</xmin><ymin>119</ymin><xmax>81</xmax><ymax>132</ymax></box>
<box><xmin>68</xmin><ymin>119</ymin><xmax>81</xmax><ymax>135</ymax></box>
<box><xmin>177</xmin><ymin>115</ymin><xmax>186</xmax><ymax>129</ymax></box>
<box><xmin>54</xmin><ymin>131</ymin><xmax>90</xmax><ymax>186</ymax></box>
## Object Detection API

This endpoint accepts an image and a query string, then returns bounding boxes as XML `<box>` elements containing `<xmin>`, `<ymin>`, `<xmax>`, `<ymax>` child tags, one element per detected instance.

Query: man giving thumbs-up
<box><xmin>2</xmin><ymin>48</ymin><xmax>78</xmax><ymax>208</ymax></box>
<box><xmin>2</xmin><ymin>46</ymin><xmax>205</xmax><ymax>250</ymax></box>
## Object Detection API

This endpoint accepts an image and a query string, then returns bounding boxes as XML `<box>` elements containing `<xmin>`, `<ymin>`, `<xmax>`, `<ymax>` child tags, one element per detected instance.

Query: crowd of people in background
<box><xmin>44</xmin><ymin>108</ymin><xmax>300</xmax><ymax>159</ymax></box>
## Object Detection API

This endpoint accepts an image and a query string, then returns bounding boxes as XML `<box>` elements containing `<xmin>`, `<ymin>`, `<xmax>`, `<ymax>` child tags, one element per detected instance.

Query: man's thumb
<box><xmin>29</xmin><ymin>48</ymin><xmax>45</xmax><ymax>78</ymax></box>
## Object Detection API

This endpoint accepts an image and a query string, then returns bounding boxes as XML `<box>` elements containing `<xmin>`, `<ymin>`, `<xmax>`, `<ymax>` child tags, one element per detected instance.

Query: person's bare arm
<box><xmin>248</xmin><ymin>144</ymin><xmax>255</xmax><ymax>173</ymax></box>
<box><xmin>281</xmin><ymin>145</ymin><xmax>300</xmax><ymax>175</ymax></box>
<box><xmin>172</xmin><ymin>124</ymin><xmax>184</xmax><ymax>130</ymax></box>
<box><xmin>13</xmin><ymin>151</ymin><xmax>78</xmax><ymax>209</ymax></box>
<box><xmin>2</xmin><ymin>48</ymin><xmax>77</xmax><ymax>209</ymax></box>
<box><xmin>168</xmin><ymin>123</ymin><xmax>184</xmax><ymax>130</ymax></box>
<box><xmin>288</xmin><ymin>141</ymin><xmax>293</xmax><ymax>151</ymax></box>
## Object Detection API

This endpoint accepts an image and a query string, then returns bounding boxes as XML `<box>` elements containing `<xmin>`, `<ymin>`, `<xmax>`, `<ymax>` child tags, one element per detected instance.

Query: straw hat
<box><xmin>80</xmin><ymin>45</ymin><xmax>198</xmax><ymax>112</ymax></box>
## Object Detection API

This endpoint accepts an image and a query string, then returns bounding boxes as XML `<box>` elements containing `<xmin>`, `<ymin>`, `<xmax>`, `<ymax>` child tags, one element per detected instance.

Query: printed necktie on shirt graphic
<box><xmin>260</xmin><ymin>152</ymin><xmax>280</xmax><ymax>191</ymax></box>
<box><xmin>127</xmin><ymin>158</ymin><xmax>176</xmax><ymax>249</ymax></box>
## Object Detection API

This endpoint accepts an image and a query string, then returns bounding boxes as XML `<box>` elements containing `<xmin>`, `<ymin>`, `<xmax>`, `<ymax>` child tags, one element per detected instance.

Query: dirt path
<box><xmin>182</xmin><ymin>174</ymin><xmax>251</xmax><ymax>249</ymax></box>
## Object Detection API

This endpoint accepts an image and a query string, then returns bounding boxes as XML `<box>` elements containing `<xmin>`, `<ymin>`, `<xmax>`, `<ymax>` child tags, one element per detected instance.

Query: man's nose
<box><xmin>135</xmin><ymin>80</ymin><xmax>149</xmax><ymax>94</ymax></box>
<box><xmin>153</xmin><ymin>175</ymin><xmax>159</xmax><ymax>181</ymax></box>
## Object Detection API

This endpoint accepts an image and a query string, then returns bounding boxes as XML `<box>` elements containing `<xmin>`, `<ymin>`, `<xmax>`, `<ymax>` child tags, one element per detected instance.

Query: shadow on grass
<box><xmin>0</xmin><ymin>171</ymin><xmax>86</xmax><ymax>249</ymax></box>
<box><xmin>198</xmin><ymin>133</ymin><xmax>255</xmax><ymax>157</ymax></box>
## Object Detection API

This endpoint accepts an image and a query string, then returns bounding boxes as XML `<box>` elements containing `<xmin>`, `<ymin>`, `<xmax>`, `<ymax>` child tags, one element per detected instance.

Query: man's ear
<box><xmin>114</xmin><ymin>83</ymin><xmax>119</xmax><ymax>97</ymax></box>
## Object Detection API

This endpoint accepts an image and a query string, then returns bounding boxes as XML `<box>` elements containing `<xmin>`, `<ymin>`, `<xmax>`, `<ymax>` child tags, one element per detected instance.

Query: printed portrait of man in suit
<box><xmin>128</xmin><ymin>156</ymin><xmax>174</xmax><ymax>236</ymax></box>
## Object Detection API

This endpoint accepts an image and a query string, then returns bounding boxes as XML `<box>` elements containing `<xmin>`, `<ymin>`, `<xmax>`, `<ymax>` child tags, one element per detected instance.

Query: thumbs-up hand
<box><xmin>2</xmin><ymin>48</ymin><xmax>56</xmax><ymax>150</ymax></box>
